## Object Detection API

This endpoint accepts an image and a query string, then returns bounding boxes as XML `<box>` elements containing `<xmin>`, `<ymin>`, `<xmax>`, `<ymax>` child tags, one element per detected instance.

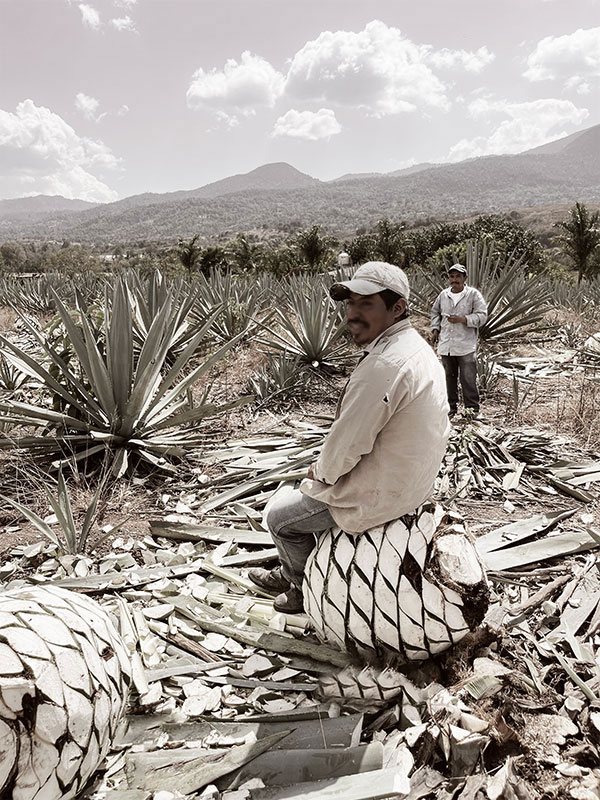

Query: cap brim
<box><xmin>329</xmin><ymin>278</ymin><xmax>386</xmax><ymax>299</ymax></box>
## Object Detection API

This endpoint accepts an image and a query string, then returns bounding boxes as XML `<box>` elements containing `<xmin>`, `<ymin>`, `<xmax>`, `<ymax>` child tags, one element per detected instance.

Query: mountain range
<box><xmin>1</xmin><ymin>123</ymin><xmax>599</xmax><ymax>244</ymax></box>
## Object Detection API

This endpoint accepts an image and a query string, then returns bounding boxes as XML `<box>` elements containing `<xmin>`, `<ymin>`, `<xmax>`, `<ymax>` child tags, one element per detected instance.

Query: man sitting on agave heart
<box><xmin>249</xmin><ymin>261</ymin><xmax>451</xmax><ymax>614</ymax></box>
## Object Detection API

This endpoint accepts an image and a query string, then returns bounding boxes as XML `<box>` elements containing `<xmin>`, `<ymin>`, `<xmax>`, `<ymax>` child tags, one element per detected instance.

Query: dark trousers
<box><xmin>441</xmin><ymin>352</ymin><xmax>480</xmax><ymax>412</ymax></box>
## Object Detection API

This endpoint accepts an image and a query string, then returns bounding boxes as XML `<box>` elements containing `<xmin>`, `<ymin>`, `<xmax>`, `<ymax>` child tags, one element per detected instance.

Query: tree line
<box><xmin>0</xmin><ymin>204</ymin><xmax>598</xmax><ymax>283</ymax></box>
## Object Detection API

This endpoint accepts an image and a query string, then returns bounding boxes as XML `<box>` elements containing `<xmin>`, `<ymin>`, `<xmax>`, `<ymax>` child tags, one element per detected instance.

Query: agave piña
<box><xmin>303</xmin><ymin>504</ymin><xmax>489</xmax><ymax>664</ymax></box>
<box><xmin>0</xmin><ymin>585</ymin><xmax>131</xmax><ymax>800</ymax></box>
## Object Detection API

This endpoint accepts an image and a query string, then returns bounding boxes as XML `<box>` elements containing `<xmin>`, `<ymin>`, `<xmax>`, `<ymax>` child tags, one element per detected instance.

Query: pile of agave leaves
<box><xmin>1</xmin><ymin>421</ymin><xmax>600</xmax><ymax>799</ymax></box>
<box><xmin>1</xmin><ymin>255</ymin><xmax>600</xmax><ymax>799</ymax></box>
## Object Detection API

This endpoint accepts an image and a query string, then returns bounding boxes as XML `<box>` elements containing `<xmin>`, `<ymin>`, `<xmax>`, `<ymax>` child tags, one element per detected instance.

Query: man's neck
<box><xmin>364</xmin><ymin>318</ymin><xmax>410</xmax><ymax>352</ymax></box>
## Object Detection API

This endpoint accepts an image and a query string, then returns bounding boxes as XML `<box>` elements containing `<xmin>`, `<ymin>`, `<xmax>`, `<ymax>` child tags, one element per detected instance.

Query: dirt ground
<box><xmin>2</xmin><ymin>304</ymin><xmax>600</xmax><ymax>799</ymax></box>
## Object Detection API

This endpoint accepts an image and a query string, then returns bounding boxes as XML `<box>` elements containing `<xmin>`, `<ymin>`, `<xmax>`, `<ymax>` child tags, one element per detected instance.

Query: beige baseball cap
<box><xmin>330</xmin><ymin>261</ymin><xmax>410</xmax><ymax>301</ymax></box>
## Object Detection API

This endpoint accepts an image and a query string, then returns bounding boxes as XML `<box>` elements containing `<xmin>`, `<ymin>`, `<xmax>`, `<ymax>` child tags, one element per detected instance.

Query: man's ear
<box><xmin>394</xmin><ymin>298</ymin><xmax>407</xmax><ymax>319</ymax></box>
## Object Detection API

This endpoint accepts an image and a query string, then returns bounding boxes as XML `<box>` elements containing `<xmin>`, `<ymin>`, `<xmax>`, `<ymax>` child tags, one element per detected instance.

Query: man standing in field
<box><xmin>430</xmin><ymin>264</ymin><xmax>488</xmax><ymax>418</ymax></box>
<box><xmin>249</xmin><ymin>261</ymin><xmax>450</xmax><ymax>613</ymax></box>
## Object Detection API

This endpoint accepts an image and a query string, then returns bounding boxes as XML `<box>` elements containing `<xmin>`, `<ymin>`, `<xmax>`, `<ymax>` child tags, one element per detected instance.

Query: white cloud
<box><xmin>214</xmin><ymin>111</ymin><xmax>241</xmax><ymax>129</ymax></box>
<box><xmin>448</xmin><ymin>97</ymin><xmax>589</xmax><ymax>161</ymax></box>
<box><xmin>0</xmin><ymin>100</ymin><xmax>119</xmax><ymax>201</ymax></box>
<box><xmin>285</xmin><ymin>20</ymin><xmax>493</xmax><ymax>116</ymax></box>
<box><xmin>75</xmin><ymin>94</ymin><xmax>130</xmax><ymax>123</ymax></box>
<box><xmin>110</xmin><ymin>15</ymin><xmax>136</xmax><ymax>32</ymax></box>
<box><xmin>565</xmin><ymin>77</ymin><xmax>591</xmax><ymax>95</ymax></box>
<box><xmin>428</xmin><ymin>46</ymin><xmax>495</xmax><ymax>73</ymax></box>
<box><xmin>185</xmin><ymin>22</ymin><xmax>493</xmax><ymax>123</ymax></box>
<box><xmin>272</xmin><ymin>108</ymin><xmax>341</xmax><ymax>140</ymax></box>
<box><xmin>187</xmin><ymin>52</ymin><xmax>285</xmax><ymax>114</ymax></box>
<box><xmin>75</xmin><ymin>92</ymin><xmax>100</xmax><ymax>121</ymax></box>
<box><xmin>114</xmin><ymin>0</ymin><xmax>137</xmax><ymax>5</ymax></box>
<box><xmin>79</xmin><ymin>3</ymin><xmax>101</xmax><ymax>29</ymax></box>
<box><xmin>524</xmin><ymin>27</ymin><xmax>600</xmax><ymax>92</ymax></box>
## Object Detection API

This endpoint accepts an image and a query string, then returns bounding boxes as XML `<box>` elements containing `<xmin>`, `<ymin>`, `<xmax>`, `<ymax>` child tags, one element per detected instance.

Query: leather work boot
<box><xmin>273</xmin><ymin>586</ymin><xmax>305</xmax><ymax>614</ymax></box>
<box><xmin>248</xmin><ymin>565</ymin><xmax>290</xmax><ymax>594</ymax></box>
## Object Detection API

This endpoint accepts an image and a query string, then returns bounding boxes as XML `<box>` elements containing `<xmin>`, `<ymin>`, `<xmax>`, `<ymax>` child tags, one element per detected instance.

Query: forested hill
<box><xmin>0</xmin><ymin>195</ymin><xmax>97</xmax><ymax>220</ymax></box>
<box><xmin>1</xmin><ymin>125</ymin><xmax>599</xmax><ymax>244</ymax></box>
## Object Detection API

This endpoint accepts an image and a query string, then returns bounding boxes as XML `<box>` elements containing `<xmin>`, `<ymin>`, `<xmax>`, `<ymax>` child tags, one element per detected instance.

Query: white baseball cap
<box><xmin>330</xmin><ymin>261</ymin><xmax>410</xmax><ymax>301</ymax></box>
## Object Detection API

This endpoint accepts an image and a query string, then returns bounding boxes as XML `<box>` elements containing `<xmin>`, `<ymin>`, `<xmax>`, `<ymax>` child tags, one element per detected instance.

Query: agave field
<box><xmin>1</xmin><ymin>241</ymin><xmax>600</xmax><ymax>800</ymax></box>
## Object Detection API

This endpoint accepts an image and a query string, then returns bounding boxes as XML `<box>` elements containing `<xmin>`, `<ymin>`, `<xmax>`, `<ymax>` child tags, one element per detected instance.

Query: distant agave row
<box><xmin>304</xmin><ymin>504</ymin><xmax>489</xmax><ymax>664</ymax></box>
<box><xmin>0</xmin><ymin>586</ymin><xmax>131</xmax><ymax>800</ymax></box>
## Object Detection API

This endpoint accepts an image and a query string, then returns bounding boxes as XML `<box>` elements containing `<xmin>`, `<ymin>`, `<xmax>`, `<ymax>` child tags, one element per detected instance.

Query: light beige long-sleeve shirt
<box><xmin>300</xmin><ymin>319</ymin><xmax>450</xmax><ymax>533</ymax></box>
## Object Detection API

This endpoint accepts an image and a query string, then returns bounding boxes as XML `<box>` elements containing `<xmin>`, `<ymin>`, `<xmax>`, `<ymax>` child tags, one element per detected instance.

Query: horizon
<box><xmin>1</xmin><ymin>0</ymin><xmax>599</xmax><ymax>203</ymax></box>
<box><xmin>2</xmin><ymin>118</ymin><xmax>597</xmax><ymax>210</ymax></box>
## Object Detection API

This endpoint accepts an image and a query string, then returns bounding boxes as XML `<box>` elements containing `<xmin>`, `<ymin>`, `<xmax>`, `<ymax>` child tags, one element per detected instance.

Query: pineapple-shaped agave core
<box><xmin>0</xmin><ymin>585</ymin><xmax>131</xmax><ymax>800</ymax></box>
<box><xmin>304</xmin><ymin>504</ymin><xmax>489</xmax><ymax>664</ymax></box>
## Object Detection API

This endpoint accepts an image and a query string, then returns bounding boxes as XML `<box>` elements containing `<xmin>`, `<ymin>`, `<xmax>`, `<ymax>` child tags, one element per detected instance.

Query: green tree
<box><xmin>176</xmin><ymin>234</ymin><xmax>203</xmax><ymax>276</ymax></box>
<box><xmin>408</xmin><ymin>223</ymin><xmax>462</xmax><ymax>267</ymax></box>
<box><xmin>197</xmin><ymin>245</ymin><xmax>227</xmax><ymax>275</ymax></box>
<box><xmin>294</xmin><ymin>225</ymin><xmax>335</xmax><ymax>271</ymax></box>
<box><xmin>256</xmin><ymin>242</ymin><xmax>295</xmax><ymax>277</ymax></box>
<box><xmin>406</xmin><ymin>215</ymin><xmax>544</xmax><ymax>272</ymax></box>
<box><xmin>554</xmin><ymin>202</ymin><xmax>600</xmax><ymax>284</ymax></box>
<box><xmin>373</xmin><ymin>218</ymin><xmax>406</xmax><ymax>265</ymax></box>
<box><xmin>463</xmin><ymin>215</ymin><xmax>545</xmax><ymax>272</ymax></box>
<box><xmin>0</xmin><ymin>241</ymin><xmax>27</xmax><ymax>272</ymax></box>
<box><xmin>227</xmin><ymin>234</ymin><xmax>258</xmax><ymax>272</ymax></box>
<box><xmin>46</xmin><ymin>245</ymin><xmax>101</xmax><ymax>275</ymax></box>
<box><xmin>346</xmin><ymin>233</ymin><xmax>375</xmax><ymax>266</ymax></box>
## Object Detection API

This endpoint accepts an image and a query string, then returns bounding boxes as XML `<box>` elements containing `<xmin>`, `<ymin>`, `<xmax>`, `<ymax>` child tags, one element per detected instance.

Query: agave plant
<box><xmin>547</xmin><ymin>275</ymin><xmax>600</xmax><ymax>320</ymax></box>
<box><xmin>0</xmin><ymin>277</ymin><xmax>249</xmax><ymax>475</ymax></box>
<box><xmin>0</xmin><ymin>271</ymin><xmax>102</xmax><ymax>314</ymax></box>
<box><xmin>410</xmin><ymin>239</ymin><xmax>552</xmax><ymax>342</ymax></box>
<box><xmin>0</xmin><ymin>273</ymin><xmax>61</xmax><ymax>313</ymax></box>
<box><xmin>258</xmin><ymin>280</ymin><xmax>354</xmax><ymax>368</ymax></box>
<box><xmin>246</xmin><ymin>352</ymin><xmax>308</xmax><ymax>407</ymax></box>
<box><xmin>477</xmin><ymin>349</ymin><xmax>502</xmax><ymax>399</ymax></box>
<box><xmin>191</xmin><ymin>268</ymin><xmax>270</xmax><ymax>342</ymax></box>
<box><xmin>1</xmin><ymin>468</ymin><xmax>125</xmax><ymax>555</ymax></box>
<box><xmin>0</xmin><ymin>351</ymin><xmax>29</xmax><ymax>393</ymax></box>
<box><xmin>124</xmin><ymin>268</ymin><xmax>221</xmax><ymax>360</ymax></box>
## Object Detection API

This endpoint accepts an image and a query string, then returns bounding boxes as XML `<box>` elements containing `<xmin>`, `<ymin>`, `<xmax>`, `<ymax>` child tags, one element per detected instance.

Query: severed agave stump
<box><xmin>0</xmin><ymin>585</ymin><xmax>131</xmax><ymax>800</ymax></box>
<box><xmin>303</xmin><ymin>503</ymin><xmax>489</xmax><ymax>664</ymax></box>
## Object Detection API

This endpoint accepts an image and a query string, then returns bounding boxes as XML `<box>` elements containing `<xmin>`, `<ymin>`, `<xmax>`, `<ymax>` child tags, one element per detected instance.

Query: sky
<box><xmin>1</xmin><ymin>0</ymin><xmax>599</xmax><ymax>203</ymax></box>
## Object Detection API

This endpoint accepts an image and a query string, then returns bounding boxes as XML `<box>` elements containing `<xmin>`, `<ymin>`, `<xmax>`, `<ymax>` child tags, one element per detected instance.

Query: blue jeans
<box><xmin>441</xmin><ymin>352</ymin><xmax>480</xmax><ymax>412</ymax></box>
<box><xmin>265</xmin><ymin>489</ymin><xmax>335</xmax><ymax>588</ymax></box>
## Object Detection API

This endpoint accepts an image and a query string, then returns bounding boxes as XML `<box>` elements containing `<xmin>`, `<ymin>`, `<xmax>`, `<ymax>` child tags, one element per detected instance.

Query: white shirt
<box><xmin>430</xmin><ymin>286</ymin><xmax>488</xmax><ymax>357</ymax></box>
<box><xmin>447</xmin><ymin>287</ymin><xmax>466</xmax><ymax>305</ymax></box>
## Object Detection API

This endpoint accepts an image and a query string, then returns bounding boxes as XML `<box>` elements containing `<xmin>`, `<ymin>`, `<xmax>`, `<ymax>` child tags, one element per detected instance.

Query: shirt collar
<box><xmin>364</xmin><ymin>318</ymin><xmax>411</xmax><ymax>354</ymax></box>
<box><xmin>445</xmin><ymin>285</ymin><xmax>468</xmax><ymax>296</ymax></box>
